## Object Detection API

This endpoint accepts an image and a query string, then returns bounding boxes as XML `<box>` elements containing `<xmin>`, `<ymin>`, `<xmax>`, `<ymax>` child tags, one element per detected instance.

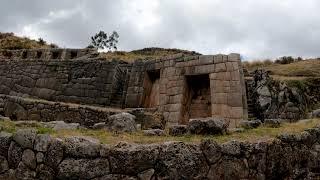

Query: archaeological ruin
<box><xmin>0</xmin><ymin>48</ymin><xmax>247</xmax><ymax>128</ymax></box>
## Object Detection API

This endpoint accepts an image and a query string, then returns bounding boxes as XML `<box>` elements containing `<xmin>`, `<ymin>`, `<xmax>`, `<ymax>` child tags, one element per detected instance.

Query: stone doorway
<box><xmin>142</xmin><ymin>70</ymin><xmax>160</xmax><ymax>108</ymax></box>
<box><xmin>181</xmin><ymin>74</ymin><xmax>212</xmax><ymax>123</ymax></box>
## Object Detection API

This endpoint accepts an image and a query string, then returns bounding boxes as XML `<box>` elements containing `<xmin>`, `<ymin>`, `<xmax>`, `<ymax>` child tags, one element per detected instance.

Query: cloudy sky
<box><xmin>1</xmin><ymin>0</ymin><xmax>320</xmax><ymax>60</ymax></box>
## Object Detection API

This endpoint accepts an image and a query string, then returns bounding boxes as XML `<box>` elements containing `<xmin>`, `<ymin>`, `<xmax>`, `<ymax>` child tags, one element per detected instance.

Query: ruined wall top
<box><xmin>0</xmin><ymin>48</ymin><xmax>100</xmax><ymax>61</ymax></box>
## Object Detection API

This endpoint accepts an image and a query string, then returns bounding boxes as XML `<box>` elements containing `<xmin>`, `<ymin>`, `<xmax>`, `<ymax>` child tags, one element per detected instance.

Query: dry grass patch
<box><xmin>52</xmin><ymin>119</ymin><xmax>320</xmax><ymax>144</ymax></box>
<box><xmin>1</xmin><ymin>118</ymin><xmax>319</xmax><ymax>144</ymax></box>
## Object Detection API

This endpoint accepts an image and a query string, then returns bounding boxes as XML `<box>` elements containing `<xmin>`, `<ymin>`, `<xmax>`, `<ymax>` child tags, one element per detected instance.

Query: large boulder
<box><xmin>106</xmin><ymin>112</ymin><xmax>137</xmax><ymax>132</ymax></box>
<box><xmin>142</xmin><ymin>129</ymin><xmax>165</xmax><ymax>136</ymax></box>
<box><xmin>22</xmin><ymin>149</ymin><xmax>36</xmax><ymax>170</ymax></box>
<box><xmin>57</xmin><ymin>158</ymin><xmax>110</xmax><ymax>179</ymax></box>
<box><xmin>4</xmin><ymin>101</ymin><xmax>27</xmax><ymax>121</ymax></box>
<box><xmin>64</xmin><ymin>136</ymin><xmax>101</xmax><ymax>158</ymax></box>
<box><xmin>13</xmin><ymin>129</ymin><xmax>37</xmax><ymax>149</ymax></box>
<box><xmin>240</xmin><ymin>120</ymin><xmax>262</xmax><ymax>129</ymax></box>
<box><xmin>106</xmin><ymin>142</ymin><xmax>160</xmax><ymax>175</ymax></box>
<box><xmin>188</xmin><ymin>118</ymin><xmax>228</xmax><ymax>135</ymax></box>
<box><xmin>129</xmin><ymin>109</ymin><xmax>166</xmax><ymax>129</ymax></box>
<box><xmin>34</xmin><ymin>134</ymin><xmax>52</xmax><ymax>152</ymax></box>
<box><xmin>155</xmin><ymin>142</ymin><xmax>208</xmax><ymax>179</ymax></box>
<box><xmin>200</xmin><ymin>139</ymin><xmax>222</xmax><ymax>164</ymax></box>
<box><xmin>45</xmin><ymin>138</ymin><xmax>64</xmax><ymax>169</ymax></box>
<box><xmin>168</xmin><ymin>125</ymin><xmax>188</xmax><ymax>136</ymax></box>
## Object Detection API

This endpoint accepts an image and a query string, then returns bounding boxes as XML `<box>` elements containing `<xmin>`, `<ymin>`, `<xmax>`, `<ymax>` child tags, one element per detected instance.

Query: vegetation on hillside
<box><xmin>243</xmin><ymin>58</ymin><xmax>320</xmax><ymax>77</ymax></box>
<box><xmin>100</xmin><ymin>47</ymin><xmax>201</xmax><ymax>62</ymax></box>
<box><xmin>0</xmin><ymin>32</ymin><xmax>58</xmax><ymax>50</ymax></box>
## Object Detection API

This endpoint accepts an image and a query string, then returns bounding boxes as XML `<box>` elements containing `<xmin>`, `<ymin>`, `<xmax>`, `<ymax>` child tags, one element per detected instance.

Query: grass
<box><xmin>99</xmin><ymin>47</ymin><xmax>201</xmax><ymax>63</ymax></box>
<box><xmin>265</xmin><ymin>59</ymin><xmax>320</xmax><ymax>77</ymax></box>
<box><xmin>1</xmin><ymin>118</ymin><xmax>320</xmax><ymax>144</ymax></box>
<box><xmin>244</xmin><ymin>59</ymin><xmax>320</xmax><ymax>78</ymax></box>
<box><xmin>0</xmin><ymin>32</ymin><xmax>56</xmax><ymax>50</ymax></box>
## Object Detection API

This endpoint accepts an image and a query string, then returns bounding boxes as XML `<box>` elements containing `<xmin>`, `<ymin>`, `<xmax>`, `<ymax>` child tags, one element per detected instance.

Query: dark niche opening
<box><xmin>181</xmin><ymin>74</ymin><xmax>211</xmax><ymax>123</ymax></box>
<box><xmin>70</xmin><ymin>51</ymin><xmax>78</xmax><ymax>59</ymax></box>
<box><xmin>36</xmin><ymin>51</ymin><xmax>43</xmax><ymax>58</ymax></box>
<box><xmin>52</xmin><ymin>51</ymin><xmax>61</xmax><ymax>59</ymax></box>
<box><xmin>22</xmin><ymin>51</ymin><xmax>28</xmax><ymax>59</ymax></box>
<box><xmin>142</xmin><ymin>70</ymin><xmax>160</xmax><ymax>108</ymax></box>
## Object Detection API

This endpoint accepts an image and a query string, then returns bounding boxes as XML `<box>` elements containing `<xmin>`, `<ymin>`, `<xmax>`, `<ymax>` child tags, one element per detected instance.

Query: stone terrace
<box><xmin>0</xmin><ymin>48</ymin><xmax>247</xmax><ymax>128</ymax></box>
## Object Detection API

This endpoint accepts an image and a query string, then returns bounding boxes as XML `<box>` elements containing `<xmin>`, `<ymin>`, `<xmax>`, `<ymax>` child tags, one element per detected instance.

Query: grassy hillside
<box><xmin>100</xmin><ymin>47</ymin><xmax>201</xmax><ymax>62</ymax></box>
<box><xmin>0</xmin><ymin>32</ymin><xmax>57</xmax><ymax>50</ymax></box>
<box><xmin>243</xmin><ymin>59</ymin><xmax>320</xmax><ymax>78</ymax></box>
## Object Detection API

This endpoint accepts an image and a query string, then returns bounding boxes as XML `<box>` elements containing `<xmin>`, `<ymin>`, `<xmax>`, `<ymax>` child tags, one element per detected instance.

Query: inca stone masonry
<box><xmin>0</xmin><ymin>48</ymin><xmax>247</xmax><ymax>127</ymax></box>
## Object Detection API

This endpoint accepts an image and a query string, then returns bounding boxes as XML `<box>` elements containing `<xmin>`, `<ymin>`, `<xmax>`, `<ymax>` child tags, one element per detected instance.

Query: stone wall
<box><xmin>0</xmin><ymin>48</ymin><xmax>247</xmax><ymax>128</ymax></box>
<box><xmin>0</xmin><ymin>48</ymin><xmax>128</xmax><ymax>106</ymax></box>
<box><xmin>125</xmin><ymin>53</ymin><xmax>247</xmax><ymax>127</ymax></box>
<box><xmin>0</xmin><ymin>128</ymin><xmax>320</xmax><ymax>179</ymax></box>
<box><xmin>0</xmin><ymin>95</ymin><xmax>123</xmax><ymax>127</ymax></box>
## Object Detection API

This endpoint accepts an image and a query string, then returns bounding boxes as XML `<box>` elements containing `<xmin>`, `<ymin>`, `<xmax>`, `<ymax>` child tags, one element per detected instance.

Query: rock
<box><xmin>107</xmin><ymin>142</ymin><xmax>160</xmax><ymax>175</ymax></box>
<box><xmin>155</xmin><ymin>142</ymin><xmax>208</xmax><ymax>179</ymax></box>
<box><xmin>106</xmin><ymin>112</ymin><xmax>137</xmax><ymax>132</ymax></box>
<box><xmin>13</xmin><ymin>129</ymin><xmax>37</xmax><ymax>149</ymax></box>
<box><xmin>15</xmin><ymin>162</ymin><xmax>36</xmax><ymax>180</ymax></box>
<box><xmin>0</xmin><ymin>169</ymin><xmax>15</xmax><ymax>180</ymax></box>
<box><xmin>207</xmin><ymin>158</ymin><xmax>249</xmax><ymax>179</ymax></box>
<box><xmin>57</xmin><ymin>158</ymin><xmax>109</xmax><ymax>179</ymax></box>
<box><xmin>36</xmin><ymin>164</ymin><xmax>55</xmax><ymax>180</ymax></box>
<box><xmin>142</xmin><ymin>129</ymin><xmax>165</xmax><ymax>136</ymax></box>
<box><xmin>240</xmin><ymin>120</ymin><xmax>262</xmax><ymax>129</ymax></box>
<box><xmin>312</xmin><ymin>109</ymin><xmax>320</xmax><ymax>118</ymax></box>
<box><xmin>64</xmin><ymin>136</ymin><xmax>101</xmax><ymax>158</ymax></box>
<box><xmin>34</xmin><ymin>134</ymin><xmax>51</xmax><ymax>152</ymax></box>
<box><xmin>36</xmin><ymin>152</ymin><xmax>45</xmax><ymax>163</ymax></box>
<box><xmin>45</xmin><ymin>138</ymin><xmax>64</xmax><ymax>169</ymax></box>
<box><xmin>137</xmin><ymin>168</ymin><xmax>155</xmax><ymax>180</ymax></box>
<box><xmin>8</xmin><ymin>141</ymin><xmax>23</xmax><ymax>168</ymax></box>
<box><xmin>130</xmin><ymin>109</ymin><xmax>166</xmax><ymax>130</ymax></box>
<box><xmin>22</xmin><ymin>149</ymin><xmax>36</xmax><ymax>170</ymax></box>
<box><xmin>168</xmin><ymin>125</ymin><xmax>188</xmax><ymax>136</ymax></box>
<box><xmin>188</xmin><ymin>118</ymin><xmax>228</xmax><ymax>135</ymax></box>
<box><xmin>92</xmin><ymin>122</ymin><xmax>107</xmax><ymax>130</ymax></box>
<box><xmin>0</xmin><ymin>156</ymin><xmax>9</xmax><ymax>174</ymax></box>
<box><xmin>264</xmin><ymin>119</ymin><xmax>281</xmax><ymax>128</ymax></box>
<box><xmin>200</xmin><ymin>139</ymin><xmax>222</xmax><ymax>164</ymax></box>
<box><xmin>43</xmin><ymin>121</ymin><xmax>80</xmax><ymax>130</ymax></box>
<box><xmin>4</xmin><ymin>101</ymin><xmax>27</xmax><ymax>121</ymax></box>
<box><xmin>221</xmin><ymin>140</ymin><xmax>241</xmax><ymax>156</ymax></box>
<box><xmin>93</xmin><ymin>174</ymin><xmax>137</xmax><ymax>180</ymax></box>
<box><xmin>0</xmin><ymin>132</ymin><xmax>12</xmax><ymax>157</ymax></box>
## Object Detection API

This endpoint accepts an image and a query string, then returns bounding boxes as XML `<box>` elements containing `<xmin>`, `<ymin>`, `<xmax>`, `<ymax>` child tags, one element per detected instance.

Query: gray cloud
<box><xmin>1</xmin><ymin>0</ymin><xmax>320</xmax><ymax>60</ymax></box>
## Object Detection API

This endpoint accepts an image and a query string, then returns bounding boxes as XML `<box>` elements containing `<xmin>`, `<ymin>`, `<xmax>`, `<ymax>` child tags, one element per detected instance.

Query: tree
<box><xmin>90</xmin><ymin>30</ymin><xmax>119</xmax><ymax>51</ymax></box>
<box><xmin>38</xmin><ymin>38</ymin><xmax>46</xmax><ymax>45</ymax></box>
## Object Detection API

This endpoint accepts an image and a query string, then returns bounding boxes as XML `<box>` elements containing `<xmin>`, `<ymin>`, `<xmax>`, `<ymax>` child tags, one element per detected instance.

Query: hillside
<box><xmin>0</xmin><ymin>32</ymin><xmax>57</xmax><ymax>50</ymax></box>
<box><xmin>243</xmin><ymin>59</ymin><xmax>320</xmax><ymax>78</ymax></box>
<box><xmin>100</xmin><ymin>47</ymin><xmax>201</xmax><ymax>62</ymax></box>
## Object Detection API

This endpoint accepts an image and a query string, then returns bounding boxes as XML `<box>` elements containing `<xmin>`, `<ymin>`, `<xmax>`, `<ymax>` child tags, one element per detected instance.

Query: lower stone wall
<box><xmin>0</xmin><ymin>95</ymin><xmax>122</xmax><ymax>127</ymax></box>
<box><xmin>0</xmin><ymin>128</ymin><xmax>320</xmax><ymax>179</ymax></box>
